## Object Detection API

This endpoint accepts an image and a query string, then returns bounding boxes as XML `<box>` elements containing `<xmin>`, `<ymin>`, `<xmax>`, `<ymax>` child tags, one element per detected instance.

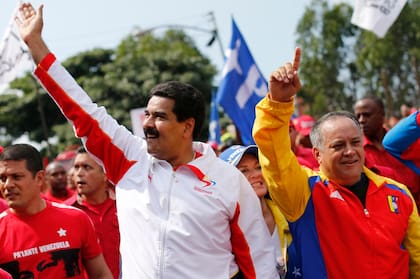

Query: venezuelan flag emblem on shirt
<box><xmin>387</xmin><ymin>195</ymin><xmax>399</xmax><ymax>214</ymax></box>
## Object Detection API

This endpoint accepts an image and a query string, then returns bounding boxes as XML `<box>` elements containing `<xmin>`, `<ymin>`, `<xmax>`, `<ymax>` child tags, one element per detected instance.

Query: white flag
<box><xmin>0</xmin><ymin>2</ymin><xmax>33</xmax><ymax>93</ymax></box>
<box><xmin>351</xmin><ymin>0</ymin><xmax>408</xmax><ymax>38</ymax></box>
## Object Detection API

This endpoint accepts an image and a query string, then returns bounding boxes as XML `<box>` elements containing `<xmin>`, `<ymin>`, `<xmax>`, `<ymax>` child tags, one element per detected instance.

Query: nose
<box><xmin>343</xmin><ymin>143</ymin><xmax>356</xmax><ymax>156</ymax></box>
<box><xmin>357</xmin><ymin>114</ymin><xmax>366</xmax><ymax>124</ymax></box>
<box><xmin>245</xmin><ymin>168</ymin><xmax>261</xmax><ymax>179</ymax></box>
<box><xmin>74</xmin><ymin>168</ymin><xmax>84</xmax><ymax>177</ymax></box>
<box><xmin>2</xmin><ymin>177</ymin><xmax>14</xmax><ymax>189</ymax></box>
<box><xmin>142</xmin><ymin>115</ymin><xmax>154</xmax><ymax>129</ymax></box>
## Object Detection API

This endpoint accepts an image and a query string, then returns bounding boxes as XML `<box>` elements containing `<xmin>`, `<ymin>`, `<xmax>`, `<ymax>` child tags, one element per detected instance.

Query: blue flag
<box><xmin>216</xmin><ymin>18</ymin><xmax>267</xmax><ymax>145</ymax></box>
<box><xmin>208</xmin><ymin>90</ymin><xmax>221</xmax><ymax>145</ymax></box>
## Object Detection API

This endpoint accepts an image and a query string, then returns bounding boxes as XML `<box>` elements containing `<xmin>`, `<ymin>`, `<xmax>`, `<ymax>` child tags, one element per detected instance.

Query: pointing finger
<box><xmin>293</xmin><ymin>47</ymin><xmax>301</xmax><ymax>72</ymax></box>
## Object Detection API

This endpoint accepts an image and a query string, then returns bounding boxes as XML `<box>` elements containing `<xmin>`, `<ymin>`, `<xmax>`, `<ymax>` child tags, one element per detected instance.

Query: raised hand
<box><xmin>15</xmin><ymin>3</ymin><xmax>49</xmax><ymax>65</ymax></box>
<box><xmin>268</xmin><ymin>47</ymin><xmax>301</xmax><ymax>102</ymax></box>
<box><xmin>15</xmin><ymin>3</ymin><xmax>43</xmax><ymax>45</ymax></box>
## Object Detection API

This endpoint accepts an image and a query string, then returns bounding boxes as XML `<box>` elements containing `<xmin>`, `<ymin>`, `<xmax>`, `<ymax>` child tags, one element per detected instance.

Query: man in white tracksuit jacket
<box><xmin>16</xmin><ymin>3</ymin><xmax>279</xmax><ymax>278</ymax></box>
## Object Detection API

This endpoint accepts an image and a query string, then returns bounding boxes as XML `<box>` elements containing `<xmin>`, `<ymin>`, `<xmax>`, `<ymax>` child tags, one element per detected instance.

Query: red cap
<box><xmin>0</xmin><ymin>146</ymin><xmax>3</xmax><ymax>154</ymax></box>
<box><xmin>293</xmin><ymin>115</ymin><xmax>315</xmax><ymax>136</ymax></box>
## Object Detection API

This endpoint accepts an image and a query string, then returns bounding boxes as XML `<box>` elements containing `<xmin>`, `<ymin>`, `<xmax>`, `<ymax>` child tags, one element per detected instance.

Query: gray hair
<box><xmin>310</xmin><ymin>111</ymin><xmax>361</xmax><ymax>150</ymax></box>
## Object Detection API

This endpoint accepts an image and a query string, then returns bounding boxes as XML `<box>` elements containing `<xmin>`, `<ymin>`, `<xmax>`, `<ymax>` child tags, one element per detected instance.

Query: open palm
<box><xmin>15</xmin><ymin>3</ymin><xmax>44</xmax><ymax>44</ymax></box>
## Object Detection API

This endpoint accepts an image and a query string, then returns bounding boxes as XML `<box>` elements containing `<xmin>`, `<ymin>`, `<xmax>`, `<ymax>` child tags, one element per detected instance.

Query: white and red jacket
<box><xmin>34</xmin><ymin>53</ymin><xmax>279</xmax><ymax>279</ymax></box>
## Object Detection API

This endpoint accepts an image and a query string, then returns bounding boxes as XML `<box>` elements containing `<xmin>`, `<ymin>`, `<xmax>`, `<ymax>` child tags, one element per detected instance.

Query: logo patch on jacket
<box><xmin>387</xmin><ymin>195</ymin><xmax>399</xmax><ymax>214</ymax></box>
<box><xmin>194</xmin><ymin>176</ymin><xmax>216</xmax><ymax>195</ymax></box>
<box><xmin>330</xmin><ymin>190</ymin><xmax>344</xmax><ymax>201</ymax></box>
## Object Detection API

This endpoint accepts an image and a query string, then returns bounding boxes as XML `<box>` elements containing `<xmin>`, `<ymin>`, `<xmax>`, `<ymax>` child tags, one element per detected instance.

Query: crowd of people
<box><xmin>0</xmin><ymin>2</ymin><xmax>419</xmax><ymax>279</ymax></box>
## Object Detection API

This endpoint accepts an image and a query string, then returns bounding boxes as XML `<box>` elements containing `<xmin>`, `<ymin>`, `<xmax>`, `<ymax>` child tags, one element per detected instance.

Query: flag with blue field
<box><xmin>216</xmin><ymin>18</ymin><xmax>267</xmax><ymax>145</ymax></box>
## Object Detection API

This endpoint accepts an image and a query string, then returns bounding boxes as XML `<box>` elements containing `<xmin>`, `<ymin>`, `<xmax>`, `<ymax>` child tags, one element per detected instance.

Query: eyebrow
<box><xmin>145</xmin><ymin>110</ymin><xmax>168</xmax><ymax>117</ymax></box>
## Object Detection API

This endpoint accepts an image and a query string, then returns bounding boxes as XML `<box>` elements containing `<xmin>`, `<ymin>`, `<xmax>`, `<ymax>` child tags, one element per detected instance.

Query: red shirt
<box><xmin>0</xmin><ymin>268</ymin><xmax>11</xmax><ymax>279</ymax></box>
<box><xmin>295</xmin><ymin>145</ymin><xmax>319</xmax><ymax>170</ymax></box>
<box><xmin>0</xmin><ymin>199</ymin><xmax>8</xmax><ymax>213</ymax></box>
<box><xmin>0</xmin><ymin>201</ymin><xmax>101</xmax><ymax>278</ymax></box>
<box><xmin>65</xmin><ymin>193</ymin><xmax>120</xmax><ymax>279</ymax></box>
<box><xmin>43</xmin><ymin>188</ymin><xmax>74</xmax><ymax>203</ymax></box>
<box><xmin>363</xmin><ymin>135</ymin><xmax>420</xmax><ymax>209</ymax></box>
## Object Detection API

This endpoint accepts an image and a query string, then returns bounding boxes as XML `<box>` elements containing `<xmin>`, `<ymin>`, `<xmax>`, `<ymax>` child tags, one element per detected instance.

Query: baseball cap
<box><xmin>293</xmin><ymin>115</ymin><xmax>315</xmax><ymax>136</ymax></box>
<box><xmin>0</xmin><ymin>146</ymin><xmax>3</xmax><ymax>153</ymax></box>
<box><xmin>55</xmin><ymin>150</ymin><xmax>77</xmax><ymax>171</ymax></box>
<box><xmin>219</xmin><ymin>145</ymin><xmax>258</xmax><ymax>166</ymax></box>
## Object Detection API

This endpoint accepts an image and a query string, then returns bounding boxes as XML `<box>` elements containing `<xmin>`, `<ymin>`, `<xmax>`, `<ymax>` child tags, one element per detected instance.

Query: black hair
<box><xmin>0</xmin><ymin>144</ymin><xmax>43</xmax><ymax>177</ymax></box>
<box><xmin>150</xmin><ymin>81</ymin><xmax>206</xmax><ymax>139</ymax></box>
<box><xmin>77</xmin><ymin>146</ymin><xmax>87</xmax><ymax>154</ymax></box>
<box><xmin>355</xmin><ymin>95</ymin><xmax>385</xmax><ymax>114</ymax></box>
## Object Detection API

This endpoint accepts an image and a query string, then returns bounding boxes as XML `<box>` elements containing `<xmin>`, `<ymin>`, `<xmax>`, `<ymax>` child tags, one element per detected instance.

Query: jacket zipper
<box><xmin>157</xmin><ymin>171</ymin><xmax>176</xmax><ymax>278</ymax></box>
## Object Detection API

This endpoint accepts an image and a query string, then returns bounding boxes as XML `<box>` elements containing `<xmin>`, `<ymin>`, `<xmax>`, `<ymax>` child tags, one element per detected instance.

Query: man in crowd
<box><xmin>0</xmin><ymin>144</ymin><xmax>112</xmax><ymax>278</ymax></box>
<box><xmin>43</xmin><ymin>161</ymin><xmax>74</xmax><ymax>203</ymax></box>
<box><xmin>17</xmin><ymin>3</ymin><xmax>278</xmax><ymax>278</ymax></box>
<box><xmin>65</xmin><ymin>147</ymin><xmax>120</xmax><ymax>279</ymax></box>
<box><xmin>354</xmin><ymin>96</ymin><xmax>420</xmax><ymax>210</ymax></box>
<box><xmin>253</xmin><ymin>47</ymin><xmax>420</xmax><ymax>278</ymax></box>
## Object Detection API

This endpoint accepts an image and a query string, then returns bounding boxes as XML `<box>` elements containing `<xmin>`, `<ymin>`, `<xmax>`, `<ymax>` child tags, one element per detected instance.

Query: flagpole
<box><xmin>207</xmin><ymin>11</ymin><xmax>225</xmax><ymax>61</ymax></box>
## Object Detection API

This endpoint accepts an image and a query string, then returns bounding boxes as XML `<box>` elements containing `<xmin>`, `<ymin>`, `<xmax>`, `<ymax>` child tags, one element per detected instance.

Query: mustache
<box><xmin>144</xmin><ymin>127</ymin><xmax>160</xmax><ymax>138</ymax></box>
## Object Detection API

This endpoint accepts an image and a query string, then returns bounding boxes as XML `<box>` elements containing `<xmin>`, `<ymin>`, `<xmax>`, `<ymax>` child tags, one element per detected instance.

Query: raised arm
<box><xmin>253</xmin><ymin>47</ymin><xmax>311</xmax><ymax>221</ymax></box>
<box><xmin>15</xmin><ymin>3</ymin><xmax>50</xmax><ymax>64</ymax></box>
<box><xmin>383</xmin><ymin>111</ymin><xmax>420</xmax><ymax>175</ymax></box>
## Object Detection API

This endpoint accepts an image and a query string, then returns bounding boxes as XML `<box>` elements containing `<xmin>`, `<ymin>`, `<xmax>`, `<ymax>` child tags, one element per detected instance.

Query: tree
<box><xmin>295</xmin><ymin>0</ymin><xmax>420</xmax><ymax>118</ymax></box>
<box><xmin>100</xmin><ymin>29</ymin><xmax>216</xmax><ymax>130</ymax></box>
<box><xmin>296</xmin><ymin>0</ymin><xmax>356</xmax><ymax>117</ymax></box>
<box><xmin>354</xmin><ymin>0</ymin><xmax>420</xmax><ymax>116</ymax></box>
<box><xmin>0</xmin><ymin>29</ymin><xmax>216</xmax><ymax>156</ymax></box>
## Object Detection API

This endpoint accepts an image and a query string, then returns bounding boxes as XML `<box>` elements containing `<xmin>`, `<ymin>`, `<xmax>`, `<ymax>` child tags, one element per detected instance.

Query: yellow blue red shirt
<box><xmin>253</xmin><ymin>96</ymin><xmax>420</xmax><ymax>279</ymax></box>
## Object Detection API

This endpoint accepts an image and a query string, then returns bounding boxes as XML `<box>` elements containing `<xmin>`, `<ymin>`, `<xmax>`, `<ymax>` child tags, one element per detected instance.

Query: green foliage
<box><xmin>354</xmin><ymin>0</ymin><xmax>420</xmax><ymax>115</ymax></box>
<box><xmin>296</xmin><ymin>0</ymin><xmax>356</xmax><ymax>117</ymax></box>
<box><xmin>0</xmin><ymin>29</ymin><xmax>216</xmax><ymax>155</ymax></box>
<box><xmin>295</xmin><ymin>0</ymin><xmax>420</xmax><ymax>118</ymax></box>
<box><xmin>0</xmin><ymin>72</ymin><xmax>67</xmax><ymax>146</ymax></box>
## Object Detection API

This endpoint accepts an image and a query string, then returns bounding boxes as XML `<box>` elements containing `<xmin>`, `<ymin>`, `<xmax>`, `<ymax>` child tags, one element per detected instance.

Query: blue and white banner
<box><xmin>216</xmin><ymin>18</ymin><xmax>267</xmax><ymax>145</ymax></box>
<box><xmin>208</xmin><ymin>90</ymin><xmax>221</xmax><ymax>145</ymax></box>
<box><xmin>351</xmin><ymin>0</ymin><xmax>407</xmax><ymax>38</ymax></box>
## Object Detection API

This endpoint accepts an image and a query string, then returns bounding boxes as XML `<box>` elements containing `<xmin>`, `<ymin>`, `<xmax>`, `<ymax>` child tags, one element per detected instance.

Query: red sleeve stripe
<box><xmin>230</xmin><ymin>203</ymin><xmax>256</xmax><ymax>278</ymax></box>
<box><xmin>34</xmin><ymin>57</ymin><xmax>135</xmax><ymax>184</ymax></box>
<box><xmin>37</xmin><ymin>52</ymin><xmax>56</xmax><ymax>71</ymax></box>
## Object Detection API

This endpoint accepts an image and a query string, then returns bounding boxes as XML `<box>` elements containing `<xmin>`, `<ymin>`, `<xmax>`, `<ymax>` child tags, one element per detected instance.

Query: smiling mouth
<box><xmin>4</xmin><ymin>192</ymin><xmax>18</xmax><ymax>200</ymax></box>
<box><xmin>251</xmin><ymin>181</ymin><xmax>264</xmax><ymax>187</ymax></box>
<box><xmin>342</xmin><ymin>159</ymin><xmax>358</xmax><ymax>165</ymax></box>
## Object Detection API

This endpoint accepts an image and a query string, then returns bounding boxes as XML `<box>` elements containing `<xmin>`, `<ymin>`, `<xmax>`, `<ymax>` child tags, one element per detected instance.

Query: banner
<box><xmin>0</xmin><ymin>1</ymin><xmax>33</xmax><ymax>93</ymax></box>
<box><xmin>351</xmin><ymin>0</ymin><xmax>408</xmax><ymax>38</ymax></box>
<box><xmin>216</xmin><ymin>18</ymin><xmax>267</xmax><ymax>145</ymax></box>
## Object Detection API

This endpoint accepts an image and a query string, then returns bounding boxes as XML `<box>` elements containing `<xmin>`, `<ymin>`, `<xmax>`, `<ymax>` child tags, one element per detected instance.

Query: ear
<box><xmin>312</xmin><ymin>147</ymin><xmax>321</xmax><ymax>164</ymax></box>
<box><xmin>35</xmin><ymin>170</ymin><xmax>45</xmax><ymax>190</ymax></box>
<box><xmin>183</xmin><ymin>118</ymin><xmax>195</xmax><ymax>138</ymax></box>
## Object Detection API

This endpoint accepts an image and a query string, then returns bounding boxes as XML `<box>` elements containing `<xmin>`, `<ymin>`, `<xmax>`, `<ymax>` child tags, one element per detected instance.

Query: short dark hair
<box><xmin>0</xmin><ymin>144</ymin><xmax>43</xmax><ymax>176</ymax></box>
<box><xmin>77</xmin><ymin>146</ymin><xmax>87</xmax><ymax>154</ymax></box>
<box><xmin>355</xmin><ymin>95</ymin><xmax>385</xmax><ymax>114</ymax></box>
<box><xmin>150</xmin><ymin>81</ymin><xmax>205</xmax><ymax>139</ymax></box>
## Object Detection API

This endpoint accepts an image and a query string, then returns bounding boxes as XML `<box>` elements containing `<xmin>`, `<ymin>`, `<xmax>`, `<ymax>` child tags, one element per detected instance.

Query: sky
<box><xmin>0</xmin><ymin>0</ymin><xmax>319</xmax><ymax>81</ymax></box>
